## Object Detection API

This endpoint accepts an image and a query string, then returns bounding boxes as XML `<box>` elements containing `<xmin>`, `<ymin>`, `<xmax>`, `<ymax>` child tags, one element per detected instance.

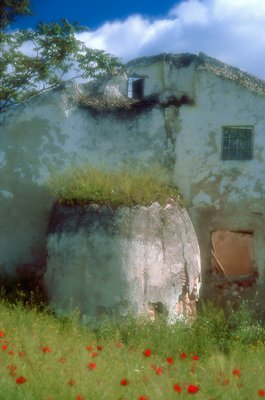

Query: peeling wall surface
<box><xmin>1</xmin><ymin>52</ymin><xmax>265</xmax><ymax>305</ymax></box>
<box><xmin>45</xmin><ymin>202</ymin><xmax>200</xmax><ymax>321</ymax></box>
<box><xmin>172</xmin><ymin>68</ymin><xmax>265</xmax><ymax>303</ymax></box>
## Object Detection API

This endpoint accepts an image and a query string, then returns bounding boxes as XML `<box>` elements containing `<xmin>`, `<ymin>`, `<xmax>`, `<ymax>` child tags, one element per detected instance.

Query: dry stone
<box><xmin>44</xmin><ymin>201</ymin><xmax>201</xmax><ymax>322</ymax></box>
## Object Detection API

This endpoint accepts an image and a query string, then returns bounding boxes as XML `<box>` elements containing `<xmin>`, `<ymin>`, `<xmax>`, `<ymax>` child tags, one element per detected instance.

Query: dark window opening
<box><xmin>128</xmin><ymin>77</ymin><xmax>144</xmax><ymax>100</ymax></box>
<box><xmin>211</xmin><ymin>230</ymin><xmax>255</xmax><ymax>279</ymax></box>
<box><xmin>222</xmin><ymin>126</ymin><xmax>253</xmax><ymax>160</ymax></box>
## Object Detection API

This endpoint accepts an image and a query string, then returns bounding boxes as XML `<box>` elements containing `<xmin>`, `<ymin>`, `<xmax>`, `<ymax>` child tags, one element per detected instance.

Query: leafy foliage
<box><xmin>0</xmin><ymin>1</ymin><xmax>123</xmax><ymax>112</ymax></box>
<box><xmin>0</xmin><ymin>0</ymin><xmax>32</xmax><ymax>30</ymax></box>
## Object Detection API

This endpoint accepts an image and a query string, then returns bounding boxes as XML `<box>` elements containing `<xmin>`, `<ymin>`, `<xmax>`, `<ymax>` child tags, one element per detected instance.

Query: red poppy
<box><xmin>180</xmin><ymin>353</ymin><xmax>187</xmax><ymax>359</ymax></box>
<box><xmin>0</xmin><ymin>331</ymin><xmax>5</xmax><ymax>337</ymax></box>
<box><xmin>173</xmin><ymin>384</ymin><xmax>182</xmax><ymax>393</ymax></box>
<box><xmin>120</xmin><ymin>378</ymin><xmax>129</xmax><ymax>386</ymax></box>
<box><xmin>187</xmin><ymin>384</ymin><xmax>199</xmax><ymax>394</ymax></box>
<box><xmin>75</xmin><ymin>395</ymin><xmax>85</xmax><ymax>400</ymax></box>
<box><xmin>68</xmin><ymin>379</ymin><xmax>76</xmax><ymax>386</ymax></box>
<box><xmin>167</xmin><ymin>356</ymin><xmax>173</xmax><ymax>365</ymax></box>
<box><xmin>258</xmin><ymin>389</ymin><xmax>265</xmax><ymax>397</ymax></box>
<box><xmin>97</xmin><ymin>345</ymin><xmax>103</xmax><ymax>351</ymax></box>
<box><xmin>88</xmin><ymin>363</ymin><xmax>97</xmax><ymax>370</ymax></box>
<box><xmin>138</xmin><ymin>396</ymin><xmax>150</xmax><ymax>400</ymax></box>
<box><xmin>193</xmin><ymin>355</ymin><xmax>199</xmax><ymax>360</ymax></box>
<box><xmin>41</xmin><ymin>346</ymin><xmax>52</xmax><ymax>353</ymax></box>
<box><xmin>86</xmin><ymin>345</ymin><xmax>93</xmax><ymax>351</ymax></box>
<box><xmin>91</xmin><ymin>352</ymin><xmax>98</xmax><ymax>358</ymax></box>
<box><xmin>16</xmin><ymin>376</ymin><xmax>27</xmax><ymax>384</ymax></box>
<box><xmin>8</xmin><ymin>351</ymin><xmax>14</xmax><ymax>356</ymax></box>
<box><xmin>143</xmin><ymin>349</ymin><xmax>152</xmax><ymax>357</ymax></box>
<box><xmin>156</xmin><ymin>367</ymin><xmax>163</xmax><ymax>376</ymax></box>
<box><xmin>2</xmin><ymin>344</ymin><xmax>8</xmax><ymax>350</ymax></box>
<box><xmin>232</xmin><ymin>369</ymin><xmax>241</xmax><ymax>377</ymax></box>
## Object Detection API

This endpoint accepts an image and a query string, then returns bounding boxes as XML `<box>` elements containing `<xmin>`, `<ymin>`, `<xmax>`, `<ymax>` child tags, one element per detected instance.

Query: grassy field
<box><xmin>0</xmin><ymin>300</ymin><xmax>265</xmax><ymax>399</ymax></box>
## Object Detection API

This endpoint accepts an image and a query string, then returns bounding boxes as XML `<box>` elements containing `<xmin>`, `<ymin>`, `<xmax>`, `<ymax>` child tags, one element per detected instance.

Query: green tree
<box><xmin>0</xmin><ymin>0</ymin><xmax>122</xmax><ymax>112</ymax></box>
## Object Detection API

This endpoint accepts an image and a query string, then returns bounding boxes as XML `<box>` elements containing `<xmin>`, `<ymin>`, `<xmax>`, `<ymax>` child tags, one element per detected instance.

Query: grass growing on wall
<box><xmin>47</xmin><ymin>164</ymin><xmax>183</xmax><ymax>207</ymax></box>
<box><xmin>0</xmin><ymin>300</ymin><xmax>265</xmax><ymax>399</ymax></box>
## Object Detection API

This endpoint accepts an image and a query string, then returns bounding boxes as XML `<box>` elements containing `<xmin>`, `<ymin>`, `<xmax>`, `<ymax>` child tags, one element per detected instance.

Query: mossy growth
<box><xmin>47</xmin><ymin>164</ymin><xmax>183</xmax><ymax>207</ymax></box>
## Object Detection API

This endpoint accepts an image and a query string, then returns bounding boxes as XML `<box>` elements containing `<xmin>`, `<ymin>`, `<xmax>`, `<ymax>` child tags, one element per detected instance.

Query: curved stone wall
<box><xmin>45</xmin><ymin>202</ymin><xmax>201</xmax><ymax>322</ymax></box>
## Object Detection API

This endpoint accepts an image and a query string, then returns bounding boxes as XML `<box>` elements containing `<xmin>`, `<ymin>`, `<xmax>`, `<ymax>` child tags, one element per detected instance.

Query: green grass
<box><xmin>46</xmin><ymin>164</ymin><xmax>182</xmax><ymax>207</ymax></box>
<box><xmin>0</xmin><ymin>300</ymin><xmax>265</xmax><ymax>399</ymax></box>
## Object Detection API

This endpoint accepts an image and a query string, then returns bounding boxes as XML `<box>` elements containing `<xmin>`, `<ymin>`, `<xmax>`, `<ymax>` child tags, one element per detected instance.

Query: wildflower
<box><xmin>143</xmin><ymin>349</ymin><xmax>152</xmax><ymax>357</ymax></box>
<box><xmin>232</xmin><ymin>369</ymin><xmax>241</xmax><ymax>377</ymax></box>
<box><xmin>97</xmin><ymin>345</ymin><xmax>103</xmax><ymax>351</ymax></box>
<box><xmin>91</xmin><ymin>352</ymin><xmax>98</xmax><ymax>358</ymax></box>
<box><xmin>41</xmin><ymin>346</ymin><xmax>52</xmax><ymax>353</ymax></box>
<box><xmin>0</xmin><ymin>331</ymin><xmax>5</xmax><ymax>337</ymax></box>
<box><xmin>193</xmin><ymin>355</ymin><xmax>199</xmax><ymax>361</ymax></box>
<box><xmin>138</xmin><ymin>396</ymin><xmax>150</xmax><ymax>400</ymax></box>
<box><xmin>86</xmin><ymin>345</ymin><xmax>93</xmax><ymax>351</ymax></box>
<box><xmin>75</xmin><ymin>395</ymin><xmax>85</xmax><ymax>400</ymax></box>
<box><xmin>173</xmin><ymin>384</ymin><xmax>182</xmax><ymax>393</ymax></box>
<box><xmin>88</xmin><ymin>363</ymin><xmax>97</xmax><ymax>370</ymax></box>
<box><xmin>2</xmin><ymin>344</ymin><xmax>8</xmax><ymax>350</ymax></box>
<box><xmin>68</xmin><ymin>379</ymin><xmax>76</xmax><ymax>386</ymax></box>
<box><xmin>258</xmin><ymin>389</ymin><xmax>265</xmax><ymax>397</ymax></box>
<box><xmin>16</xmin><ymin>376</ymin><xmax>27</xmax><ymax>384</ymax></box>
<box><xmin>120</xmin><ymin>378</ymin><xmax>129</xmax><ymax>386</ymax></box>
<box><xmin>167</xmin><ymin>356</ymin><xmax>173</xmax><ymax>365</ymax></box>
<box><xmin>156</xmin><ymin>367</ymin><xmax>163</xmax><ymax>376</ymax></box>
<box><xmin>187</xmin><ymin>384</ymin><xmax>199</xmax><ymax>394</ymax></box>
<box><xmin>180</xmin><ymin>353</ymin><xmax>187</xmax><ymax>359</ymax></box>
<box><xmin>8</xmin><ymin>351</ymin><xmax>14</xmax><ymax>356</ymax></box>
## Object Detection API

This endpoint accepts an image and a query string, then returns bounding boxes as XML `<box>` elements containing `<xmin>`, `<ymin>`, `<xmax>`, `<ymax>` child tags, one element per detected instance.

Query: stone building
<box><xmin>1</xmin><ymin>52</ymin><xmax>265</xmax><ymax>306</ymax></box>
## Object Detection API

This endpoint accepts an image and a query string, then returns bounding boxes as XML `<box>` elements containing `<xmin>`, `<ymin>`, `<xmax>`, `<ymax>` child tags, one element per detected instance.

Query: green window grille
<box><xmin>222</xmin><ymin>126</ymin><xmax>253</xmax><ymax>160</ymax></box>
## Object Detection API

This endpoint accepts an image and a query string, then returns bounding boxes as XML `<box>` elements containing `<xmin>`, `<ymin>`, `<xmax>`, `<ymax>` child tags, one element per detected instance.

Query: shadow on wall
<box><xmin>0</xmin><ymin>179</ymin><xmax>54</xmax><ymax>273</ymax></box>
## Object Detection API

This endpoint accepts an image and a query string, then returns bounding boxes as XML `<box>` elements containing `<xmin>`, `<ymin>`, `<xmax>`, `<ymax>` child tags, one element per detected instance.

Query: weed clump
<box><xmin>46</xmin><ymin>164</ymin><xmax>182</xmax><ymax>207</ymax></box>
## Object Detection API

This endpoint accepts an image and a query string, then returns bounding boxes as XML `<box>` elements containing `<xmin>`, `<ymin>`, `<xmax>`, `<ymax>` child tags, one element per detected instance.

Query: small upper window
<box><xmin>128</xmin><ymin>77</ymin><xmax>144</xmax><ymax>100</ymax></box>
<box><xmin>222</xmin><ymin>126</ymin><xmax>253</xmax><ymax>160</ymax></box>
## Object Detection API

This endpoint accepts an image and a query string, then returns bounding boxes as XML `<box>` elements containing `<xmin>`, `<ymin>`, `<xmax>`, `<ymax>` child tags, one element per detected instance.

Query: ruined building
<box><xmin>1</xmin><ymin>52</ymin><xmax>265</xmax><ymax>307</ymax></box>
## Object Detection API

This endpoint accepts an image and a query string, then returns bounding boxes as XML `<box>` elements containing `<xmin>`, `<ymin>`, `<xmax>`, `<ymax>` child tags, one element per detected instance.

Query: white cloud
<box><xmin>170</xmin><ymin>0</ymin><xmax>209</xmax><ymax>25</ymax></box>
<box><xmin>76</xmin><ymin>0</ymin><xmax>265</xmax><ymax>79</ymax></box>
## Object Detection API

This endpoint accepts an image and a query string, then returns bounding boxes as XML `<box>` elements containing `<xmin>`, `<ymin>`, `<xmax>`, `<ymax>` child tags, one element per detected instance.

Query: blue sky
<box><xmin>13</xmin><ymin>0</ymin><xmax>265</xmax><ymax>79</ymax></box>
<box><xmin>15</xmin><ymin>0</ymin><xmax>182</xmax><ymax>30</ymax></box>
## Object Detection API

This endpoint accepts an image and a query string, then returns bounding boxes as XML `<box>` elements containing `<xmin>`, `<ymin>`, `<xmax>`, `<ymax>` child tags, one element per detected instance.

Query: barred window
<box><xmin>222</xmin><ymin>126</ymin><xmax>253</xmax><ymax>160</ymax></box>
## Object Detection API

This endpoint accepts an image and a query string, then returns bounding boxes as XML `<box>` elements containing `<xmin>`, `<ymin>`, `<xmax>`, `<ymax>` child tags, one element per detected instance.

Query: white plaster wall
<box><xmin>128</xmin><ymin>61</ymin><xmax>196</xmax><ymax>100</ymax></box>
<box><xmin>173</xmin><ymin>70</ymin><xmax>265</xmax><ymax>286</ymax></box>
<box><xmin>0</xmin><ymin>82</ymin><xmax>171</xmax><ymax>271</ymax></box>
